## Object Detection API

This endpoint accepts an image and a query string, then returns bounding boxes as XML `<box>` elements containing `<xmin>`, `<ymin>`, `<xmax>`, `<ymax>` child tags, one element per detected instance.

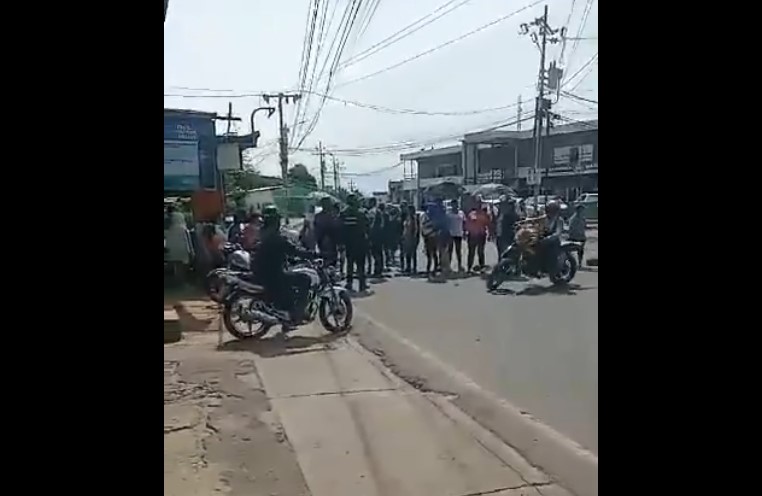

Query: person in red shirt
<box><xmin>464</xmin><ymin>201</ymin><xmax>491</xmax><ymax>272</ymax></box>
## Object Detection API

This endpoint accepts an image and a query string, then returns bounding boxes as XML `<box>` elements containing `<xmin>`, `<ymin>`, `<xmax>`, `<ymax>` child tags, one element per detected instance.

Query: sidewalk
<box><xmin>164</xmin><ymin>333</ymin><xmax>310</xmax><ymax>496</ymax></box>
<box><xmin>229</xmin><ymin>324</ymin><xmax>575</xmax><ymax>496</ymax></box>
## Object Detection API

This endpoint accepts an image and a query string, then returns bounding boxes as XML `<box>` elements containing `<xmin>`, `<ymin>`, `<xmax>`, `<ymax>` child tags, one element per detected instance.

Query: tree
<box><xmin>224</xmin><ymin>169</ymin><xmax>271</xmax><ymax>210</ymax></box>
<box><xmin>287</xmin><ymin>163</ymin><xmax>317</xmax><ymax>190</ymax></box>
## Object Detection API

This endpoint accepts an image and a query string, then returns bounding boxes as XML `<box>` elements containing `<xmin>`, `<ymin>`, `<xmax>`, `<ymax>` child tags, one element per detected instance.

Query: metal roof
<box><xmin>399</xmin><ymin>144</ymin><xmax>462</xmax><ymax>161</ymax></box>
<box><xmin>464</xmin><ymin>119</ymin><xmax>598</xmax><ymax>143</ymax></box>
<box><xmin>164</xmin><ymin>108</ymin><xmax>218</xmax><ymax>119</ymax></box>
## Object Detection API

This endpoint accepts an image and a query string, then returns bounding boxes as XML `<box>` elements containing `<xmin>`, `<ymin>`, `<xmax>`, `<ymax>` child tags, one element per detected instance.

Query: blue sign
<box><xmin>164</xmin><ymin>113</ymin><xmax>218</xmax><ymax>191</ymax></box>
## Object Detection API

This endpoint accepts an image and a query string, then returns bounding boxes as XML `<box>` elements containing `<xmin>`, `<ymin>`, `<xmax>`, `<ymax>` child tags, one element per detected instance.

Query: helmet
<box><xmin>229</xmin><ymin>250</ymin><xmax>251</xmax><ymax>271</ymax></box>
<box><xmin>346</xmin><ymin>193</ymin><xmax>358</xmax><ymax>207</ymax></box>
<box><xmin>262</xmin><ymin>205</ymin><xmax>281</xmax><ymax>228</ymax></box>
<box><xmin>545</xmin><ymin>200</ymin><xmax>560</xmax><ymax>215</ymax></box>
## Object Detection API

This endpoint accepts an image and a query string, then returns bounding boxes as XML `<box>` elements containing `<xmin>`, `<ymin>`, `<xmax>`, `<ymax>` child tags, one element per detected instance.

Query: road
<box><xmin>354</xmin><ymin>240</ymin><xmax>598</xmax><ymax>455</ymax></box>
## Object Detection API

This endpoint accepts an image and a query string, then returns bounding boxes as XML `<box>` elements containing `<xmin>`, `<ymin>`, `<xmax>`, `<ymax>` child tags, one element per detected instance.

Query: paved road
<box><xmin>355</xmin><ymin>240</ymin><xmax>598</xmax><ymax>454</ymax></box>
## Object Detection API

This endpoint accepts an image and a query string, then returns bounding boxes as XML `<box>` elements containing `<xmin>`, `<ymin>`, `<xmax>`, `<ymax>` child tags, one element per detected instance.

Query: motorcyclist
<box><xmin>252</xmin><ymin>205</ymin><xmax>316</xmax><ymax>329</ymax></box>
<box><xmin>537</xmin><ymin>200</ymin><xmax>564</xmax><ymax>275</ymax></box>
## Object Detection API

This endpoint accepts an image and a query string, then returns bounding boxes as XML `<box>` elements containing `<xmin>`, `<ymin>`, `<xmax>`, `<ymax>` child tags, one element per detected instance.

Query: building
<box><xmin>400</xmin><ymin>119</ymin><xmax>598</xmax><ymax>203</ymax></box>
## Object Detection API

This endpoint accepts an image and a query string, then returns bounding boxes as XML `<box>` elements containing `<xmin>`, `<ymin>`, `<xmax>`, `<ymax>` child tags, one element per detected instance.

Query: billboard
<box><xmin>164</xmin><ymin>113</ymin><xmax>217</xmax><ymax>191</ymax></box>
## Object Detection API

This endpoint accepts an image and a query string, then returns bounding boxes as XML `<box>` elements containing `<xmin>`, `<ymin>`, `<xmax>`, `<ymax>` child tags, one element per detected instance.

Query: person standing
<box><xmin>339</xmin><ymin>194</ymin><xmax>370</xmax><ymax>293</ymax></box>
<box><xmin>496</xmin><ymin>196</ymin><xmax>519</xmax><ymax>256</ymax></box>
<box><xmin>401</xmin><ymin>205</ymin><xmax>420</xmax><ymax>274</ymax></box>
<box><xmin>465</xmin><ymin>201</ymin><xmax>490</xmax><ymax>272</ymax></box>
<box><xmin>385</xmin><ymin>206</ymin><xmax>402</xmax><ymax>268</ymax></box>
<box><xmin>446</xmin><ymin>199</ymin><xmax>465</xmax><ymax>272</ymax></box>
<box><xmin>368</xmin><ymin>200</ymin><xmax>386</xmax><ymax>276</ymax></box>
<box><xmin>420</xmin><ymin>205</ymin><xmax>439</xmax><ymax>276</ymax></box>
<box><xmin>165</xmin><ymin>207</ymin><xmax>195</xmax><ymax>285</ymax></box>
<box><xmin>428</xmin><ymin>198</ymin><xmax>451</xmax><ymax>279</ymax></box>
<box><xmin>314</xmin><ymin>197</ymin><xmax>338</xmax><ymax>265</ymax></box>
<box><xmin>241</xmin><ymin>213</ymin><xmax>262</xmax><ymax>251</ymax></box>
<box><xmin>567</xmin><ymin>203</ymin><xmax>587</xmax><ymax>265</ymax></box>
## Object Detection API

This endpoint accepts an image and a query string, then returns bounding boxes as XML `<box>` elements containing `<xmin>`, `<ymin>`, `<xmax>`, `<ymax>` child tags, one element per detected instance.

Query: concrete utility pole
<box><xmin>262</xmin><ymin>92</ymin><xmax>302</xmax><ymax>212</ymax></box>
<box><xmin>332</xmin><ymin>156</ymin><xmax>341</xmax><ymax>191</ymax></box>
<box><xmin>521</xmin><ymin>5</ymin><xmax>561</xmax><ymax>207</ymax></box>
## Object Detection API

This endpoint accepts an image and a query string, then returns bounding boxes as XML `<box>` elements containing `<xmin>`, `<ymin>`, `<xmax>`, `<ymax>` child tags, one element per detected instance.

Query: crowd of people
<box><xmin>164</xmin><ymin>192</ymin><xmax>590</xmax><ymax>293</ymax></box>
<box><xmin>294</xmin><ymin>193</ymin><xmax>590</xmax><ymax>292</ymax></box>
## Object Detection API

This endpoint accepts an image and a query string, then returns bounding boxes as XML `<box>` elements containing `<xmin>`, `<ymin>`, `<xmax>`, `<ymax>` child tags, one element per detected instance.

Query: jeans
<box><xmin>345</xmin><ymin>247</ymin><xmax>368</xmax><ymax>291</ymax></box>
<box><xmin>448</xmin><ymin>236</ymin><xmax>463</xmax><ymax>269</ymax></box>
<box><xmin>467</xmin><ymin>234</ymin><xmax>486</xmax><ymax>270</ymax></box>
<box><xmin>269</xmin><ymin>271</ymin><xmax>312</xmax><ymax>321</ymax></box>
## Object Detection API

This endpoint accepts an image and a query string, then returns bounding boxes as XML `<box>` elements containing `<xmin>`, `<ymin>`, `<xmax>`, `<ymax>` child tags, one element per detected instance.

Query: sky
<box><xmin>164</xmin><ymin>0</ymin><xmax>597</xmax><ymax>193</ymax></box>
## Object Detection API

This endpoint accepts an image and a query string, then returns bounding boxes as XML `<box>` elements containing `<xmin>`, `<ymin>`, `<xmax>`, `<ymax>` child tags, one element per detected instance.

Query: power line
<box><xmin>302</xmin><ymin>113</ymin><xmax>536</xmax><ymax>155</ymax></box>
<box><xmin>334</xmin><ymin>0</ymin><xmax>548</xmax><ymax>89</ymax></box>
<box><xmin>566</xmin><ymin>0</ymin><xmax>595</xmax><ymax>69</ymax></box>
<box><xmin>338</xmin><ymin>0</ymin><xmax>473</xmax><ymax>70</ymax></box>
<box><xmin>560</xmin><ymin>90</ymin><xmax>597</xmax><ymax>105</ymax></box>
<box><xmin>562</xmin><ymin>51</ymin><xmax>597</xmax><ymax>88</ymax></box>
<box><xmin>163</xmin><ymin>89</ymin><xmax>523</xmax><ymax>116</ymax></box>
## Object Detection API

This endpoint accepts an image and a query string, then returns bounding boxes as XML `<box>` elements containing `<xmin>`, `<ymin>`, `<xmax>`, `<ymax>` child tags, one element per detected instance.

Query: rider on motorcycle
<box><xmin>522</xmin><ymin>200</ymin><xmax>564</xmax><ymax>276</ymax></box>
<box><xmin>252</xmin><ymin>205</ymin><xmax>316</xmax><ymax>329</ymax></box>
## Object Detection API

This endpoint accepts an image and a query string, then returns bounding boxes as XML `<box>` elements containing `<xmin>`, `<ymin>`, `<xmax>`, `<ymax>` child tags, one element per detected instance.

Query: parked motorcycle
<box><xmin>221</xmin><ymin>258</ymin><xmax>352</xmax><ymax>340</ymax></box>
<box><xmin>205</xmin><ymin>243</ymin><xmax>254</xmax><ymax>303</ymax></box>
<box><xmin>487</xmin><ymin>222</ymin><xmax>581</xmax><ymax>291</ymax></box>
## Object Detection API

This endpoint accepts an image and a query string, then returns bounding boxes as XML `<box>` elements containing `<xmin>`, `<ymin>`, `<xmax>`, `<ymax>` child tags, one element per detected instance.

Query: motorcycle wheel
<box><xmin>223</xmin><ymin>292</ymin><xmax>272</xmax><ymax>340</ymax></box>
<box><xmin>549</xmin><ymin>252</ymin><xmax>578</xmax><ymax>286</ymax></box>
<box><xmin>319</xmin><ymin>291</ymin><xmax>353</xmax><ymax>334</ymax></box>
<box><xmin>486</xmin><ymin>260</ymin><xmax>511</xmax><ymax>291</ymax></box>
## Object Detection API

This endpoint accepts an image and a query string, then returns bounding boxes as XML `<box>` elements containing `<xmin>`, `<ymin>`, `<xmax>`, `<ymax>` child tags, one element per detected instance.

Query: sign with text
<box><xmin>164</xmin><ymin>113</ymin><xmax>217</xmax><ymax>191</ymax></box>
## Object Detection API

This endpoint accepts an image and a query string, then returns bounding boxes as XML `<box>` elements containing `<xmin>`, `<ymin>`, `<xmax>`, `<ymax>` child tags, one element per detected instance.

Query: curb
<box><xmin>164</xmin><ymin>310</ymin><xmax>182</xmax><ymax>343</ymax></box>
<box><xmin>350</xmin><ymin>312</ymin><xmax>597</xmax><ymax>496</ymax></box>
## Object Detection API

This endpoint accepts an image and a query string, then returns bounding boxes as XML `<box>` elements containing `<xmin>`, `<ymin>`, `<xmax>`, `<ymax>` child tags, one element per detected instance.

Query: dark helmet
<box><xmin>346</xmin><ymin>193</ymin><xmax>359</xmax><ymax>207</ymax></box>
<box><xmin>545</xmin><ymin>200</ymin><xmax>561</xmax><ymax>216</ymax></box>
<box><xmin>261</xmin><ymin>205</ymin><xmax>281</xmax><ymax>228</ymax></box>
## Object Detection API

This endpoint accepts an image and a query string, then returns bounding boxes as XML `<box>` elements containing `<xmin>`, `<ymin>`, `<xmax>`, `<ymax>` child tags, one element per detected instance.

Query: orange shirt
<box><xmin>465</xmin><ymin>210</ymin><xmax>490</xmax><ymax>237</ymax></box>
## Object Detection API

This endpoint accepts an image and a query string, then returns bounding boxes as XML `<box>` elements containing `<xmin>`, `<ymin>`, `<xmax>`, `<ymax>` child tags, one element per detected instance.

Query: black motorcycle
<box><xmin>487</xmin><ymin>228</ymin><xmax>582</xmax><ymax>291</ymax></box>
<box><xmin>220</xmin><ymin>258</ymin><xmax>352</xmax><ymax>340</ymax></box>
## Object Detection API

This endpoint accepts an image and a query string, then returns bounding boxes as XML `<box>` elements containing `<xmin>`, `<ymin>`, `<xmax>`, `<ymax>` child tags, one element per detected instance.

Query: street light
<box><xmin>249</xmin><ymin>106</ymin><xmax>276</xmax><ymax>146</ymax></box>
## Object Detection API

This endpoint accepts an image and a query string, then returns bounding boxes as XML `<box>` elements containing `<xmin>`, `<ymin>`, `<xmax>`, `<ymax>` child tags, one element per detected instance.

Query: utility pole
<box><xmin>521</xmin><ymin>5</ymin><xmax>561</xmax><ymax>205</ymax></box>
<box><xmin>517</xmin><ymin>95</ymin><xmax>522</xmax><ymax>131</ymax></box>
<box><xmin>332</xmin><ymin>156</ymin><xmax>340</xmax><ymax>191</ymax></box>
<box><xmin>262</xmin><ymin>92</ymin><xmax>302</xmax><ymax>213</ymax></box>
<box><xmin>318</xmin><ymin>141</ymin><xmax>326</xmax><ymax>190</ymax></box>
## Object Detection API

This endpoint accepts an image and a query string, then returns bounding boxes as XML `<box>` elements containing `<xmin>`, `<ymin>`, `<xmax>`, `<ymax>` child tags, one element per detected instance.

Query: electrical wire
<box><xmin>566</xmin><ymin>0</ymin><xmax>594</xmax><ymax>70</ymax></box>
<box><xmin>302</xmin><ymin>113</ymin><xmax>536</xmax><ymax>155</ymax></box>
<box><xmin>562</xmin><ymin>51</ymin><xmax>597</xmax><ymax>89</ymax></box>
<box><xmin>334</xmin><ymin>0</ymin><xmax>547</xmax><ymax>89</ymax></box>
<box><xmin>338</xmin><ymin>0</ymin><xmax>473</xmax><ymax>70</ymax></box>
<box><xmin>295</xmin><ymin>0</ymin><xmax>366</xmax><ymax>148</ymax></box>
<box><xmin>163</xmin><ymin>89</ymin><xmax>524</xmax><ymax>117</ymax></box>
<box><xmin>560</xmin><ymin>90</ymin><xmax>597</xmax><ymax>105</ymax></box>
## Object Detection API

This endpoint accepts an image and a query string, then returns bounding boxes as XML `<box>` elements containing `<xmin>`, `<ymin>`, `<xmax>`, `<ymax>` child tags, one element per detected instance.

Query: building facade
<box><xmin>400</xmin><ymin>120</ymin><xmax>598</xmax><ymax>203</ymax></box>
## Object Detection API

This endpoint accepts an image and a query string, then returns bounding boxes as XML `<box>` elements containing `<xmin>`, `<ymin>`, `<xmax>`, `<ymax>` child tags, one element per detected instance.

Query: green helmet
<box><xmin>261</xmin><ymin>205</ymin><xmax>281</xmax><ymax>228</ymax></box>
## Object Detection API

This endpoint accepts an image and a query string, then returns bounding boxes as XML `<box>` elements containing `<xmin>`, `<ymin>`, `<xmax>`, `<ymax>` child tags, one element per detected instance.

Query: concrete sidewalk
<box><xmin>244</xmin><ymin>325</ymin><xmax>574</xmax><ymax>496</ymax></box>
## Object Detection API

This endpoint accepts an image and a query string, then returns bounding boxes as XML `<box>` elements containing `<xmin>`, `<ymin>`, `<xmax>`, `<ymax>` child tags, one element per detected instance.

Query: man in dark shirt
<box><xmin>314</xmin><ymin>197</ymin><xmax>339</xmax><ymax>267</ymax></box>
<box><xmin>339</xmin><ymin>194</ymin><xmax>369</xmax><ymax>293</ymax></box>
<box><xmin>252</xmin><ymin>206</ymin><xmax>315</xmax><ymax>327</ymax></box>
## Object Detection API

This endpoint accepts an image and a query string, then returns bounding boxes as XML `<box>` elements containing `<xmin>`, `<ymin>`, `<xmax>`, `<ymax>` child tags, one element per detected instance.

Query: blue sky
<box><xmin>164</xmin><ymin>0</ymin><xmax>597</xmax><ymax>193</ymax></box>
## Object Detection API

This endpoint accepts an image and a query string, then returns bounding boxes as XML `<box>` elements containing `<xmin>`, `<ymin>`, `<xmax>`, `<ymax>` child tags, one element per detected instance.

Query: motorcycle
<box><xmin>221</xmin><ymin>258</ymin><xmax>353</xmax><ymax>340</ymax></box>
<box><xmin>486</xmin><ymin>221</ymin><xmax>581</xmax><ymax>291</ymax></box>
<box><xmin>204</xmin><ymin>243</ymin><xmax>255</xmax><ymax>303</ymax></box>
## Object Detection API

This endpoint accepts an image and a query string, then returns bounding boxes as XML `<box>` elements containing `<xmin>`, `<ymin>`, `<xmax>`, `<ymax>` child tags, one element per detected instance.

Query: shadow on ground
<box><xmin>218</xmin><ymin>331</ymin><xmax>345</xmax><ymax>358</ymax></box>
<box><xmin>490</xmin><ymin>282</ymin><xmax>593</xmax><ymax>296</ymax></box>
